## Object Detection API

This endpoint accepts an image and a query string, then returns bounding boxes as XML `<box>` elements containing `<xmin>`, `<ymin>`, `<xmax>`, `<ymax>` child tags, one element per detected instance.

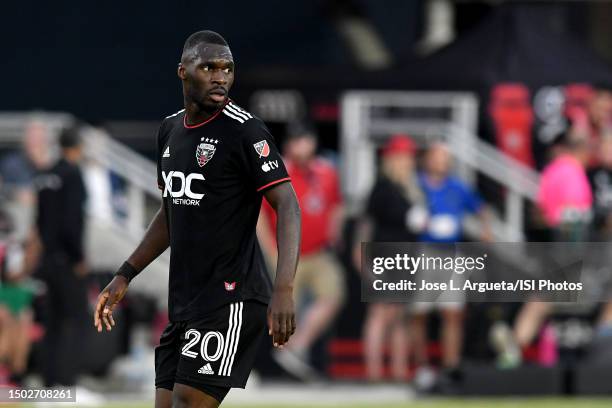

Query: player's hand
<box><xmin>94</xmin><ymin>275</ymin><xmax>129</xmax><ymax>332</ymax></box>
<box><xmin>267</xmin><ymin>287</ymin><xmax>296</xmax><ymax>348</ymax></box>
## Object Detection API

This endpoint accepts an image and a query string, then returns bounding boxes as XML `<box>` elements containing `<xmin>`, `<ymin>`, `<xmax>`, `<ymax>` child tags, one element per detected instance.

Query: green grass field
<box><xmin>224</xmin><ymin>398</ymin><xmax>612</xmax><ymax>408</ymax></box>
<box><xmin>222</xmin><ymin>401</ymin><xmax>612</xmax><ymax>408</ymax></box>
<box><xmin>22</xmin><ymin>398</ymin><xmax>608</xmax><ymax>408</ymax></box>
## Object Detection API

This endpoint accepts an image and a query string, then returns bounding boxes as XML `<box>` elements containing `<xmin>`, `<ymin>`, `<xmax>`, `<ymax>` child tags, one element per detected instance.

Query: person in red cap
<box><xmin>258</xmin><ymin>124</ymin><xmax>345</xmax><ymax>381</ymax></box>
<box><xmin>356</xmin><ymin>134</ymin><xmax>428</xmax><ymax>382</ymax></box>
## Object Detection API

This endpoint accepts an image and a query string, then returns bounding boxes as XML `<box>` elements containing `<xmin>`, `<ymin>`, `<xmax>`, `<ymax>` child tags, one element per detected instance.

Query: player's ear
<box><xmin>177</xmin><ymin>63</ymin><xmax>186</xmax><ymax>80</ymax></box>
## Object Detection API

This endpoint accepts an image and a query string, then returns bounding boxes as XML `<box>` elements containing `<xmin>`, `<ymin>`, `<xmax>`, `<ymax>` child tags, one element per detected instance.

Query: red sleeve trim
<box><xmin>256</xmin><ymin>177</ymin><xmax>291</xmax><ymax>192</ymax></box>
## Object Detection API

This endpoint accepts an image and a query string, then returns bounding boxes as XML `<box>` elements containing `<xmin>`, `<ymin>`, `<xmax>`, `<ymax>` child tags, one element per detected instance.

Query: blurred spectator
<box><xmin>259</xmin><ymin>124</ymin><xmax>345</xmax><ymax>381</ymax></box>
<box><xmin>0</xmin><ymin>209</ymin><xmax>35</xmax><ymax>386</ymax></box>
<box><xmin>564</xmin><ymin>84</ymin><xmax>594</xmax><ymax>121</ymax></box>
<box><xmin>587</xmin><ymin>134</ymin><xmax>612</xmax><ymax>240</ymax></box>
<box><xmin>0</xmin><ymin>119</ymin><xmax>52</xmax><ymax>241</ymax></box>
<box><xmin>417</xmin><ymin>142</ymin><xmax>491</xmax><ymax>244</ymax></box>
<box><xmin>585</xmin><ymin>301</ymin><xmax>612</xmax><ymax>365</ymax></box>
<box><xmin>35</xmin><ymin>126</ymin><xmax>90</xmax><ymax>389</ymax></box>
<box><xmin>0</xmin><ymin>120</ymin><xmax>51</xmax><ymax>387</ymax></box>
<box><xmin>569</xmin><ymin>88</ymin><xmax>612</xmax><ymax>167</ymax></box>
<box><xmin>493</xmin><ymin>132</ymin><xmax>595</xmax><ymax>370</ymax></box>
<box><xmin>411</xmin><ymin>142</ymin><xmax>491</xmax><ymax>390</ymax></box>
<box><xmin>536</xmin><ymin>132</ymin><xmax>592</xmax><ymax>241</ymax></box>
<box><xmin>0</xmin><ymin>119</ymin><xmax>51</xmax><ymax>193</ymax></box>
<box><xmin>572</xmin><ymin>88</ymin><xmax>612</xmax><ymax>132</ymax></box>
<box><xmin>358</xmin><ymin>135</ymin><xmax>426</xmax><ymax>382</ymax></box>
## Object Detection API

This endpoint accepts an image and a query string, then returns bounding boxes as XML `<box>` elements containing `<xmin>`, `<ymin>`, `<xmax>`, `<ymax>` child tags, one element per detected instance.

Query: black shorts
<box><xmin>155</xmin><ymin>300</ymin><xmax>267</xmax><ymax>402</ymax></box>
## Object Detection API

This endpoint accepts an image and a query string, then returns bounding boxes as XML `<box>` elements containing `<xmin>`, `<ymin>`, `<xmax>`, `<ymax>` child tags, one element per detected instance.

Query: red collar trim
<box><xmin>183</xmin><ymin>100</ymin><xmax>228</xmax><ymax>129</ymax></box>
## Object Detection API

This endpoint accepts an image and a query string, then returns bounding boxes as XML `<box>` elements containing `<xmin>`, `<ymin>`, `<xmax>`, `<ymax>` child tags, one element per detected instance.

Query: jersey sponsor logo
<box><xmin>253</xmin><ymin>140</ymin><xmax>270</xmax><ymax>158</ymax></box>
<box><xmin>162</xmin><ymin>171</ymin><xmax>205</xmax><ymax>206</ymax></box>
<box><xmin>261</xmin><ymin>160</ymin><xmax>279</xmax><ymax>173</ymax></box>
<box><xmin>198</xmin><ymin>363</ymin><xmax>215</xmax><ymax>375</ymax></box>
<box><xmin>224</xmin><ymin>281</ymin><xmax>236</xmax><ymax>291</ymax></box>
<box><xmin>180</xmin><ymin>303</ymin><xmax>244</xmax><ymax>377</ymax></box>
<box><xmin>163</xmin><ymin>146</ymin><xmax>170</xmax><ymax>158</ymax></box>
<box><xmin>172</xmin><ymin>198</ymin><xmax>201</xmax><ymax>206</ymax></box>
<box><xmin>196</xmin><ymin>138</ymin><xmax>218</xmax><ymax>167</ymax></box>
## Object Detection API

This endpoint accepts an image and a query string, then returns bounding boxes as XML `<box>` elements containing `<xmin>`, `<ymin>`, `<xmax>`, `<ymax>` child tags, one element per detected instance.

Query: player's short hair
<box><xmin>182</xmin><ymin>30</ymin><xmax>228</xmax><ymax>59</ymax></box>
<box><xmin>58</xmin><ymin>125</ymin><xmax>81</xmax><ymax>149</ymax></box>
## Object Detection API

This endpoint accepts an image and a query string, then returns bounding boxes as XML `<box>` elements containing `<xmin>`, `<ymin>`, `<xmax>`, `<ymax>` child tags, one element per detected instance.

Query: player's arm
<box><xmin>256</xmin><ymin>207</ymin><xmax>277</xmax><ymax>260</ymax></box>
<box><xmin>94</xmin><ymin>201</ymin><xmax>169</xmax><ymax>332</ymax></box>
<box><xmin>263</xmin><ymin>182</ymin><xmax>301</xmax><ymax>348</ymax></box>
<box><xmin>464</xmin><ymin>184</ymin><xmax>493</xmax><ymax>242</ymax></box>
<box><xmin>124</xmin><ymin>202</ymin><xmax>170</xmax><ymax>271</ymax></box>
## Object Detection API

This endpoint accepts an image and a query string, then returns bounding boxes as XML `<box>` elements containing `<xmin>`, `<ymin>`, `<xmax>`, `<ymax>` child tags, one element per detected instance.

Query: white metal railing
<box><xmin>447</xmin><ymin>125</ymin><xmax>540</xmax><ymax>241</ymax></box>
<box><xmin>0</xmin><ymin>112</ymin><xmax>72</xmax><ymax>145</ymax></box>
<box><xmin>81</xmin><ymin>127</ymin><xmax>160</xmax><ymax>238</ymax></box>
<box><xmin>0</xmin><ymin>112</ymin><xmax>168</xmax><ymax>302</ymax></box>
<box><xmin>341</xmin><ymin>91</ymin><xmax>541</xmax><ymax>242</ymax></box>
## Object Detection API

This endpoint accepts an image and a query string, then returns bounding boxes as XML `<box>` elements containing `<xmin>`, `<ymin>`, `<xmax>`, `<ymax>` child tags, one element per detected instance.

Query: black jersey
<box><xmin>156</xmin><ymin>100</ymin><xmax>290</xmax><ymax>321</ymax></box>
<box><xmin>36</xmin><ymin>158</ymin><xmax>87</xmax><ymax>263</ymax></box>
<box><xmin>366</xmin><ymin>176</ymin><xmax>418</xmax><ymax>242</ymax></box>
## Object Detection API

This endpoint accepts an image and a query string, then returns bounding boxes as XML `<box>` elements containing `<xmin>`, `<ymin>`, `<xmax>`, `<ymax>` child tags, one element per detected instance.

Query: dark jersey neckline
<box><xmin>183</xmin><ymin>99</ymin><xmax>229</xmax><ymax>129</ymax></box>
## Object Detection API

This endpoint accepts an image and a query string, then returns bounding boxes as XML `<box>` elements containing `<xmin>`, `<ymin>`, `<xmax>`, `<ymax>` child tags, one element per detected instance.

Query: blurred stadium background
<box><xmin>3</xmin><ymin>0</ymin><xmax>612</xmax><ymax>406</ymax></box>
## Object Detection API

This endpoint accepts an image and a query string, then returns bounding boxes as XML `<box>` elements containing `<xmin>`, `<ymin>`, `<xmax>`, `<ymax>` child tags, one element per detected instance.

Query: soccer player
<box><xmin>93</xmin><ymin>30</ymin><xmax>301</xmax><ymax>408</ymax></box>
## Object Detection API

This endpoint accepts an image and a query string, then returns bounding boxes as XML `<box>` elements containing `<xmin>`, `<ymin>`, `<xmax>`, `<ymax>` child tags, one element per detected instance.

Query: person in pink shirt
<box><xmin>492</xmin><ymin>133</ymin><xmax>594</xmax><ymax>369</ymax></box>
<box><xmin>537</xmin><ymin>133</ymin><xmax>592</xmax><ymax>237</ymax></box>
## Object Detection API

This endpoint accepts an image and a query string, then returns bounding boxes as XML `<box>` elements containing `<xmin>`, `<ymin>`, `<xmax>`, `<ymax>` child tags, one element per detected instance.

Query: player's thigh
<box><xmin>173</xmin><ymin>383</ymin><xmax>220</xmax><ymax>408</ymax></box>
<box><xmin>155</xmin><ymin>388</ymin><xmax>173</xmax><ymax>408</ymax></box>
<box><xmin>155</xmin><ymin>322</ymin><xmax>183</xmax><ymax>396</ymax></box>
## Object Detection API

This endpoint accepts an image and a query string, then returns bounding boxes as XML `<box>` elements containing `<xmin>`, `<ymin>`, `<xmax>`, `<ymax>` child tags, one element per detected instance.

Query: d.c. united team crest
<box><xmin>196</xmin><ymin>141</ymin><xmax>216</xmax><ymax>167</ymax></box>
<box><xmin>253</xmin><ymin>140</ymin><xmax>270</xmax><ymax>158</ymax></box>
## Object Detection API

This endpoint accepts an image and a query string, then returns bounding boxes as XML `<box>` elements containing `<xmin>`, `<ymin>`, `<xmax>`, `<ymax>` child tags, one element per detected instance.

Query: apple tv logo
<box><xmin>261</xmin><ymin>160</ymin><xmax>279</xmax><ymax>173</ymax></box>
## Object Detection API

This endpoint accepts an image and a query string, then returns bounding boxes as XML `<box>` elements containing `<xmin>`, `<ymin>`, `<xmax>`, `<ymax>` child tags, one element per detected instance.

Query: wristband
<box><xmin>115</xmin><ymin>261</ymin><xmax>138</xmax><ymax>283</ymax></box>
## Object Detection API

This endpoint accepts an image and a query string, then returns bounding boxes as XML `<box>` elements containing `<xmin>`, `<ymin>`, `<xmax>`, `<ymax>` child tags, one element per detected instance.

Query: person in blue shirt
<box><xmin>411</xmin><ymin>142</ymin><xmax>491</xmax><ymax>391</ymax></box>
<box><xmin>418</xmin><ymin>142</ymin><xmax>490</xmax><ymax>243</ymax></box>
